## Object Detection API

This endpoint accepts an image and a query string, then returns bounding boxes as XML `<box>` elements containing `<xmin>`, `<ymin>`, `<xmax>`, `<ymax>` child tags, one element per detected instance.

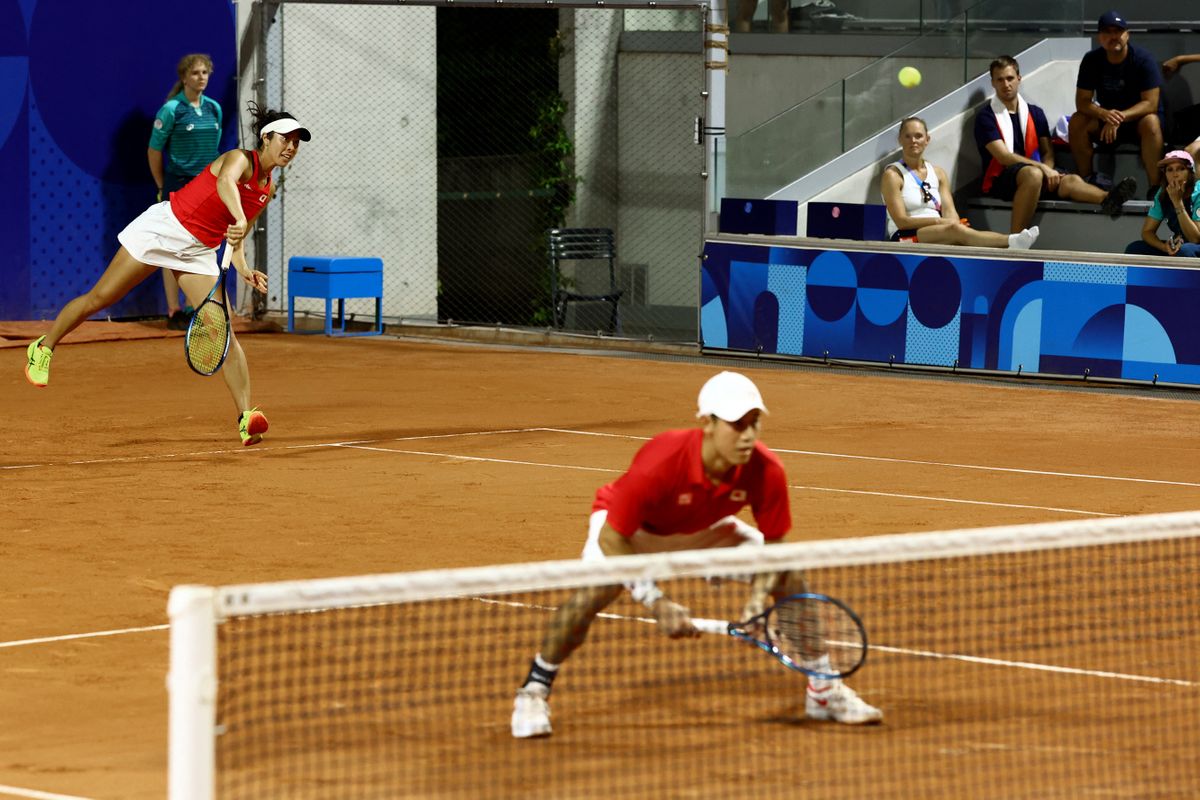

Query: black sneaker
<box><xmin>1100</xmin><ymin>176</ymin><xmax>1137</xmax><ymax>218</ymax></box>
<box><xmin>790</xmin><ymin>0</ymin><xmax>859</xmax><ymax>31</ymax></box>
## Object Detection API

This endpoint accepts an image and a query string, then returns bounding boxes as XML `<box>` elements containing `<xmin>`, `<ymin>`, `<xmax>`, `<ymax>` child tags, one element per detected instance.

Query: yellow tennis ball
<box><xmin>898</xmin><ymin>66</ymin><xmax>922</xmax><ymax>88</ymax></box>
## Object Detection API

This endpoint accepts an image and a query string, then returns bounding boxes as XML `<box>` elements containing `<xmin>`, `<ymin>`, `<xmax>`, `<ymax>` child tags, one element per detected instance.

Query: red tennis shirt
<box><xmin>171</xmin><ymin>150</ymin><xmax>273</xmax><ymax>248</ymax></box>
<box><xmin>594</xmin><ymin>428</ymin><xmax>791</xmax><ymax>539</ymax></box>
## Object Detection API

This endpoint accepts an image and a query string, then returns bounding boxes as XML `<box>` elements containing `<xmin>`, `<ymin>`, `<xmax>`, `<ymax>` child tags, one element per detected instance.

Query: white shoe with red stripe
<box><xmin>806</xmin><ymin>681</ymin><xmax>882</xmax><ymax>724</ymax></box>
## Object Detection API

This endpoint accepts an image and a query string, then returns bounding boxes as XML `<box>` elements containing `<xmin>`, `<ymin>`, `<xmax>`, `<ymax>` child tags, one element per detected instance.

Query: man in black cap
<box><xmin>1068</xmin><ymin>10</ymin><xmax>1165</xmax><ymax>198</ymax></box>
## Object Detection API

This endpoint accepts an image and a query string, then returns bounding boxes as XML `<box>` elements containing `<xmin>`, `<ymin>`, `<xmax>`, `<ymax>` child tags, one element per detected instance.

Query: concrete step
<box><xmin>963</xmin><ymin>196</ymin><xmax>1151</xmax><ymax>254</ymax></box>
<box><xmin>1051</xmin><ymin>143</ymin><xmax>1156</xmax><ymax>200</ymax></box>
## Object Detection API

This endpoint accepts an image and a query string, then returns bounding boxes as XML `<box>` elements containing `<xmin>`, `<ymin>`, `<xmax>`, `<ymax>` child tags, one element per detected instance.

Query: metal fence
<box><xmin>249</xmin><ymin>0</ymin><xmax>708</xmax><ymax>342</ymax></box>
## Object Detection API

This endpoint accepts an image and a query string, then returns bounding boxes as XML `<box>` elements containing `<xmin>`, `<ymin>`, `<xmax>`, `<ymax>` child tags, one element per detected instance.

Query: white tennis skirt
<box><xmin>117</xmin><ymin>201</ymin><xmax>219</xmax><ymax>275</ymax></box>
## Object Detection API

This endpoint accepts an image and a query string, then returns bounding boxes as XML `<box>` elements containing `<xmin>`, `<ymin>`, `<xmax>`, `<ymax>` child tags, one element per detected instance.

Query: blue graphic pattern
<box><xmin>0</xmin><ymin>0</ymin><xmax>236</xmax><ymax>320</ymax></box>
<box><xmin>703</xmin><ymin>240</ymin><xmax>1200</xmax><ymax>387</ymax></box>
<box><xmin>1045</xmin><ymin>261</ymin><xmax>1126</xmax><ymax>285</ymax></box>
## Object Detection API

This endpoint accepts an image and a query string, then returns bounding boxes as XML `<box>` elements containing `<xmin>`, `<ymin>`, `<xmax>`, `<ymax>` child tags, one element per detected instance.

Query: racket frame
<box><xmin>184</xmin><ymin>243</ymin><xmax>234</xmax><ymax>376</ymax></box>
<box><xmin>693</xmin><ymin>591</ymin><xmax>868</xmax><ymax>680</ymax></box>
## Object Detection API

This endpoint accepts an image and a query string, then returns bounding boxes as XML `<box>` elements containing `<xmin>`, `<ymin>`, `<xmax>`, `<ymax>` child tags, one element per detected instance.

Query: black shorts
<box><xmin>984</xmin><ymin>164</ymin><xmax>1030</xmax><ymax>201</ymax></box>
<box><xmin>1091</xmin><ymin>115</ymin><xmax>1164</xmax><ymax>148</ymax></box>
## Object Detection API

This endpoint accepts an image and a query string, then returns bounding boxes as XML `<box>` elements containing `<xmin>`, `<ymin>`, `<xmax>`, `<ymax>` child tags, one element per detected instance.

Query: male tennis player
<box><xmin>23</xmin><ymin>102</ymin><xmax>309</xmax><ymax>446</ymax></box>
<box><xmin>511</xmin><ymin>371</ymin><xmax>882</xmax><ymax>738</ymax></box>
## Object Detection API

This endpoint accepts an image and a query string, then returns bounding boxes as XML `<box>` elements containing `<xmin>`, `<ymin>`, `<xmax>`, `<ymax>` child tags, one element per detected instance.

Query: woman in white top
<box><xmin>881</xmin><ymin>117</ymin><xmax>1038</xmax><ymax>249</ymax></box>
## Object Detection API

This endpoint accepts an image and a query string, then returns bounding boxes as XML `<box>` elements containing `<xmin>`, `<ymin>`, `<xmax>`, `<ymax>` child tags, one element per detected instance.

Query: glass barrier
<box><xmin>734</xmin><ymin>0</ymin><xmax>1093</xmax><ymax>37</ymax></box>
<box><xmin>723</xmin><ymin>0</ymin><xmax>1085</xmax><ymax>200</ymax></box>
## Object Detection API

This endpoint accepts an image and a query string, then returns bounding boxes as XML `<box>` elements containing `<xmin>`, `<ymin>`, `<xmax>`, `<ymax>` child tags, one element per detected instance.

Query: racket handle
<box><xmin>691</xmin><ymin>618</ymin><xmax>732</xmax><ymax>635</ymax></box>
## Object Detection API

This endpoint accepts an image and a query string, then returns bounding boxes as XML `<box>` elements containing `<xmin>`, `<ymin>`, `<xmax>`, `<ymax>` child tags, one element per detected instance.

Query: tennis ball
<box><xmin>898</xmin><ymin>66</ymin><xmax>922</xmax><ymax>89</ymax></box>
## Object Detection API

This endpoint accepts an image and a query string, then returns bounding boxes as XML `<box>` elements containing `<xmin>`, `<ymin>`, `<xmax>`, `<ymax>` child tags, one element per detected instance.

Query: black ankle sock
<box><xmin>522</xmin><ymin>654</ymin><xmax>559</xmax><ymax>693</ymax></box>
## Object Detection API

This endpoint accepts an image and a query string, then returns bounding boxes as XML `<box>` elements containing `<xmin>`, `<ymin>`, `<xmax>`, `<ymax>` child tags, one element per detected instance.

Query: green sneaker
<box><xmin>24</xmin><ymin>336</ymin><xmax>53</xmax><ymax>387</ymax></box>
<box><xmin>238</xmin><ymin>407</ymin><xmax>269</xmax><ymax>446</ymax></box>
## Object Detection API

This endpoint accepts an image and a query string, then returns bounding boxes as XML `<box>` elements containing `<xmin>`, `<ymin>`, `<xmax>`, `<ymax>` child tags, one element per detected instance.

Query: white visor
<box><xmin>261</xmin><ymin>118</ymin><xmax>311</xmax><ymax>141</ymax></box>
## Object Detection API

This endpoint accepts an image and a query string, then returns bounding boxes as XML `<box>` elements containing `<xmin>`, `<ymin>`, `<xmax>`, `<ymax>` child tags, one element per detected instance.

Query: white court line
<box><xmin>0</xmin><ymin>625</ymin><xmax>167</xmax><ymax>650</ymax></box>
<box><xmin>866</xmin><ymin>643</ymin><xmax>1196</xmax><ymax>687</ymax></box>
<box><xmin>533</xmin><ymin>428</ymin><xmax>1200</xmax><ymax>489</ymax></box>
<box><xmin>8</xmin><ymin>425</ymin><xmax>1195</xmax><ymax>491</ymax></box>
<box><xmin>478</xmin><ymin>597</ymin><xmax>1196</xmax><ymax>688</ymax></box>
<box><xmin>333</xmin><ymin>444</ymin><xmax>624</xmax><ymax>475</ymax></box>
<box><xmin>335</xmin><ymin>444</ymin><xmax>1114</xmax><ymax>517</ymax></box>
<box><xmin>791</xmin><ymin>484</ymin><xmax>1117</xmax><ymax>517</ymax></box>
<box><xmin>0</xmin><ymin>785</ymin><xmax>96</xmax><ymax>800</ymax></box>
<box><xmin>1</xmin><ymin>427</ymin><xmax>550</xmax><ymax>471</ymax></box>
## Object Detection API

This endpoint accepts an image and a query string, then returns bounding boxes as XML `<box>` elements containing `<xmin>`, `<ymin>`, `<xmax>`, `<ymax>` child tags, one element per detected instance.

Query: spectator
<box><xmin>734</xmin><ymin>0</ymin><xmax>854</xmax><ymax>34</ymax></box>
<box><xmin>882</xmin><ymin>117</ymin><xmax>1039</xmax><ymax>249</ymax></box>
<box><xmin>148</xmin><ymin>54</ymin><xmax>223</xmax><ymax>330</ymax></box>
<box><xmin>1069</xmin><ymin>10</ymin><xmax>1165</xmax><ymax>199</ymax></box>
<box><xmin>976</xmin><ymin>56</ymin><xmax>1137</xmax><ymax>233</ymax></box>
<box><xmin>1123</xmin><ymin>150</ymin><xmax>1200</xmax><ymax>257</ymax></box>
<box><xmin>1160</xmin><ymin>53</ymin><xmax>1200</xmax><ymax>161</ymax></box>
<box><xmin>733</xmin><ymin>0</ymin><xmax>787</xmax><ymax>32</ymax></box>
<box><xmin>1161</xmin><ymin>53</ymin><xmax>1200</xmax><ymax>81</ymax></box>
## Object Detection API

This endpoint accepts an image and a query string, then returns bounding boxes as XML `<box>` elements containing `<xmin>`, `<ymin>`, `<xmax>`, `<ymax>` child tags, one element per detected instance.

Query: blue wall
<box><xmin>0</xmin><ymin>0</ymin><xmax>236</xmax><ymax>321</ymax></box>
<box><xmin>702</xmin><ymin>240</ymin><xmax>1200</xmax><ymax>386</ymax></box>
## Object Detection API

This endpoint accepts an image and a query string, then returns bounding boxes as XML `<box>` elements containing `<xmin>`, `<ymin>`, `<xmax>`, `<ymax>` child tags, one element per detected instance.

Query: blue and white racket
<box><xmin>694</xmin><ymin>592</ymin><xmax>868</xmax><ymax>680</ymax></box>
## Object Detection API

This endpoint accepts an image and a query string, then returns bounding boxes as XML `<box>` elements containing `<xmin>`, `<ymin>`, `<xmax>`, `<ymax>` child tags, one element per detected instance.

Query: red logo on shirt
<box><xmin>677</xmin><ymin>493</ymin><xmax>692</xmax><ymax>505</ymax></box>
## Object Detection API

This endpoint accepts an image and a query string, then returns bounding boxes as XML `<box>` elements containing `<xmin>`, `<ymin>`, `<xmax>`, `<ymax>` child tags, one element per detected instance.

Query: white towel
<box><xmin>989</xmin><ymin>93</ymin><xmax>1031</xmax><ymax>156</ymax></box>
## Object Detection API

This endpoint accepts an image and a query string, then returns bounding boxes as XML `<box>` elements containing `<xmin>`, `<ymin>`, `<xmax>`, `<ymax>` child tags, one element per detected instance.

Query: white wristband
<box><xmin>629</xmin><ymin>580</ymin><xmax>663</xmax><ymax>609</ymax></box>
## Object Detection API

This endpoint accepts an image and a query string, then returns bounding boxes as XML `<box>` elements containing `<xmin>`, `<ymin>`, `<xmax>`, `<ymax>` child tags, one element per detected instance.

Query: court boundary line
<box><xmin>478</xmin><ymin>598</ymin><xmax>1197</xmax><ymax>688</ymax></box>
<box><xmin>7</xmin><ymin>426</ymin><xmax>1197</xmax><ymax>493</ymax></box>
<box><xmin>0</xmin><ymin>625</ymin><xmax>168</xmax><ymax>650</ymax></box>
<box><xmin>3</xmin><ymin>598</ymin><xmax>1189</xmax><ymax>690</ymax></box>
<box><xmin>0</xmin><ymin>784</ymin><xmax>96</xmax><ymax>800</ymax></box>
<box><xmin>535</xmin><ymin>428</ymin><xmax>1200</xmax><ymax>488</ymax></box>
<box><xmin>335</xmin><ymin>444</ymin><xmax>1117</xmax><ymax>517</ymax></box>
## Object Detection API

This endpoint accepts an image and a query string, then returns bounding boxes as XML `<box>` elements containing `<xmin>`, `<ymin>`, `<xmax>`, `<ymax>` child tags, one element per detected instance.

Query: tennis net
<box><xmin>168</xmin><ymin>511</ymin><xmax>1200</xmax><ymax>799</ymax></box>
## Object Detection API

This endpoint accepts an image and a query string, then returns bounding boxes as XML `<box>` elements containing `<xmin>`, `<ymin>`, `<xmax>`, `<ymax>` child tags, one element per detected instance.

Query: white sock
<box><xmin>1008</xmin><ymin>225</ymin><xmax>1039</xmax><ymax>249</ymax></box>
<box><xmin>803</xmin><ymin>655</ymin><xmax>835</xmax><ymax>690</ymax></box>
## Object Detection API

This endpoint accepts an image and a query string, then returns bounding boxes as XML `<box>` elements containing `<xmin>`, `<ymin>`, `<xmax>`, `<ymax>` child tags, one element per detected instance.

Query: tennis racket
<box><xmin>693</xmin><ymin>592</ymin><xmax>868</xmax><ymax>680</ymax></box>
<box><xmin>184</xmin><ymin>243</ymin><xmax>233</xmax><ymax>376</ymax></box>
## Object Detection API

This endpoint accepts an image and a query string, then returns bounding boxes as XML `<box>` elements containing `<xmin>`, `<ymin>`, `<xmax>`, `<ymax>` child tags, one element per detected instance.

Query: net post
<box><xmin>167</xmin><ymin>585</ymin><xmax>218</xmax><ymax>800</ymax></box>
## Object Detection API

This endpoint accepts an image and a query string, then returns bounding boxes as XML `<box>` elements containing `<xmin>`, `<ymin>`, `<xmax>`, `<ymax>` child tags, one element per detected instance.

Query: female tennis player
<box><xmin>23</xmin><ymin>103</ymin><xmax>310</xmax><ymax>446</ymax></box>
<box><xmin>511</xmin><ymin>371</ymin><xmax>883</xmax><ymax>738</ymax></box>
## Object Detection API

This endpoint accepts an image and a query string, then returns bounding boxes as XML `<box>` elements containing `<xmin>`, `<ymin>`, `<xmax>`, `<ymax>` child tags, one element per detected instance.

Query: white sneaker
<box><xmin>806</xmin><ymin>681</ymin><xmax>883</xmax><ymax>725</ymax></box>
<box><xmin>511</xmin><ymin>686</ymin><xmax>552</xmax><ymax>738</ymax></box>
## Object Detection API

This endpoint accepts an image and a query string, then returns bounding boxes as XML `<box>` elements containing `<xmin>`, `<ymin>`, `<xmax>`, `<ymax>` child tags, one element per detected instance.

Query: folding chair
<box><xmin>547</xmin><ymin>228</ymin><xmax>623</xmax><ymax>334</ymax></box>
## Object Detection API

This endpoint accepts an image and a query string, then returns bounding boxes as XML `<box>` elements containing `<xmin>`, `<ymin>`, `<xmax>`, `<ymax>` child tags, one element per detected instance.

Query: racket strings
<box><xmin>187</xmin><ymin>302</ymin><xmax>230</xmax><ymax>374</ymax></box>
<box><xmin>773</xmin><ymin>599</ymin><xmax>862</xmax><ymax>674</ymax></box>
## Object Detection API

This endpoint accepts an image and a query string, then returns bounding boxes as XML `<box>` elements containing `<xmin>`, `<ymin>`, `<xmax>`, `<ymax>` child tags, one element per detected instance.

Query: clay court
<box><xmin>2</xmin><ymin>325</ymin><xmax>1199</xmax><ymax>798</ymax></box>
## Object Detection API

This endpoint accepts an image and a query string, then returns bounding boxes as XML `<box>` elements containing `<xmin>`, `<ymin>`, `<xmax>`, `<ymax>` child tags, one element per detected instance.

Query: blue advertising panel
<box><xmin>702</xmin><ymin>239</ymin><xmax>1200</xmax><ymax>386</ymax></box>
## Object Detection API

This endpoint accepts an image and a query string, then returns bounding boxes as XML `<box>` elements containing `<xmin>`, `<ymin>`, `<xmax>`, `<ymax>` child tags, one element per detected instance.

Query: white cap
<box><xmin>260</xmin><ymin>117</ymin><xmax>311</xmax><ymax>141</ymax></box>
<box><xmin>696</xmin><ymin>371</ymin><xmax>767</xmax><ymax>422</ymax></box>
